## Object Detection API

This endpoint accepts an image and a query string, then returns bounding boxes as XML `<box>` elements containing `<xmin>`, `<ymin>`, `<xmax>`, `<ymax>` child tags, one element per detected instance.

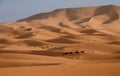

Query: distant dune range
<box><xmin>0</xmin><ymin>5</ymin><xmax>120</xmax><ymax>76</ymax></box>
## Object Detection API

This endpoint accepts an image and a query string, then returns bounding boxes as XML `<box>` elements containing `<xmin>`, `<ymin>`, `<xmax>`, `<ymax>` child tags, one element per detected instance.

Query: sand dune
<box><xmin>0</xmin><ymin>5</ymin><xmax>120</xmax><ymax>76</ymax></box>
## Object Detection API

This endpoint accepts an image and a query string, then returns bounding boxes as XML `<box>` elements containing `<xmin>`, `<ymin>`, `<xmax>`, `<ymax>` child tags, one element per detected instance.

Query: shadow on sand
<box><xmin>0</xmin><ymin>63</ymin><xmax>62</xmax><ymax>68</ymax></box>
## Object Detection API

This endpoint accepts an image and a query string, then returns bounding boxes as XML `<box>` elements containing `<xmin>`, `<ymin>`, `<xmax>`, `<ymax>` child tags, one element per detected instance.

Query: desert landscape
<box><xmin>0</xmin><ymin>5</ymin><xmax>120</xmax><ymax>76</ymax></box>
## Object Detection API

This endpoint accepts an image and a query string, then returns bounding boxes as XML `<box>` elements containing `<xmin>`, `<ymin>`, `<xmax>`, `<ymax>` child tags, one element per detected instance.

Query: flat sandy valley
<box><xmin>0</xmin><ymin>5</ymin><xmax>120</xmax><ymax>76</ymax></box>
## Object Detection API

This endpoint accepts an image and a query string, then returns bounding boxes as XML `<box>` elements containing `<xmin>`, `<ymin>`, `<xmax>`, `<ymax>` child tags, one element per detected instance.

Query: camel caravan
<box><xmin>61</xmin><ymin>50</ymin><xmax>85</xmax><ymax>56</ymax></box>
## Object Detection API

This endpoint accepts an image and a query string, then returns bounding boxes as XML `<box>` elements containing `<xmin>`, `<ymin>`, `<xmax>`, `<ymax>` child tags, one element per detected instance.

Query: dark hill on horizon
<box><xmin>18</xmin><ymin>5</ymin><xmax>120</xmax><ymax>24</ymax></box>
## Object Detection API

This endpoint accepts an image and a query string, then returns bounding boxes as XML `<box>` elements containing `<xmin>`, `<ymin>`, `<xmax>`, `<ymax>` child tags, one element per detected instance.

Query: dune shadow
<box><xmin>108</xmin><ymin>41</ymin><xmax>120</xmax><ymax>45</ymax></box>
<box><xmin>0</xmin><ymin>63</ymin><xmax>62</xmax><ymax>68</ymax></box>
<box><xmin>46</xmin><ymin>37</ymin><xmax>78</xmax><ymax>44</ymax></box>
<box><xmin>74</xmin><ymin>18</ymin><xmax>91</xmax><ymax>24</ymax></box>
<box><xmin>93</xmin><ymin>5</ymin><xmax>119</xmax><ymax>24</ymax></box>
<box><xmin>29</xmin><ymin>51</ymin><xmax>61</xmax><ymax>56</ymax></box>
<box><xmin>0</xmin><ymin>49</ymin><xmax>62</xmax><ymax>57</ymax></box>
<box><xmin>15</xmin><ymin>32</ymin><xmax>34</xmax><ymax>39</ymax></box>
<box><xmin>80</xmin><ymin>29</ymin><xmax>97</xmax><ymax>35</ymax></box>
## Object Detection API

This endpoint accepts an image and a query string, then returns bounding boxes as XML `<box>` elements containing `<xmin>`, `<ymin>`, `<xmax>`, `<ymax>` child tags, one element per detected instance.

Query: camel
<box><xmin>75</xmin><ymin>51</ymin><xmax>80</xmax><ymax>54</ymax></box>
<box><xmin>62</xmin><ymin>52</ymin><xmax>69</xmax><ymax>56</ymax></box>
<box><xmin>62</xmin><ymin>50</ymin><xmax>85</xmax><ymax>56</ymax></box>
<box><xmin>62</xmin><ymin>52</ymin><xmax>74</xmax><ymax>56</ymax></box>
<box><xmin>69</xmin><ymin>52</ymin><xmax>74</xmax><ymax>55</ymax></box>
<box><xmin>80</xmin><ymin>51</ymin><xmax>84</xmax><ymax>53</ymax></box>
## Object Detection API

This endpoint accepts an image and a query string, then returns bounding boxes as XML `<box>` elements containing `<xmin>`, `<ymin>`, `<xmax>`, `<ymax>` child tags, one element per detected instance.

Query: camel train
<box><xmin>61</xmin><ymin>50</ymin><xmax>84</xmax><ymax>56</ymax></box>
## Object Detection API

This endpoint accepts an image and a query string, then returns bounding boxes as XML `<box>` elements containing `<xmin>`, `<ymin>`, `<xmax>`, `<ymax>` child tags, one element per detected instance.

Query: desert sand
<box><xmin>0</xmin><ymin>5</ymin><xmax>120</xmax><ymax>76</ymax></box>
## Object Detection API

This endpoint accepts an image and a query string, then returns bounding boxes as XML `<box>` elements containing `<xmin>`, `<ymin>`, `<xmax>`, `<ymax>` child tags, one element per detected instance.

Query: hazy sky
<box><xmin>0</xmin><ymin>0</ymin><xmax>120</xmax><ymax>22</ymax></box>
